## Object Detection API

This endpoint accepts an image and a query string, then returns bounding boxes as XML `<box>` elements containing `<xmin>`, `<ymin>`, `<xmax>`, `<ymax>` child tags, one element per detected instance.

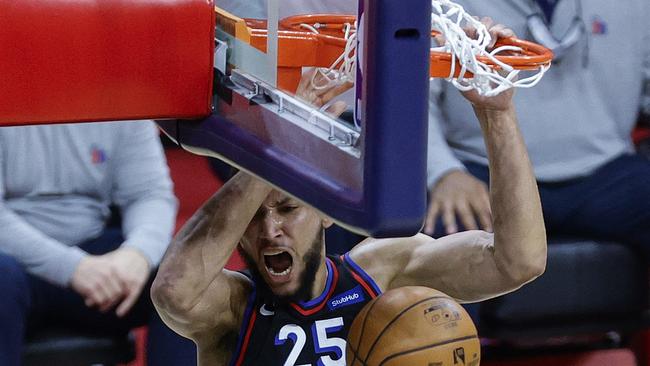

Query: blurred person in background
<box><xmin>425</xmin><ymin>0</ymin><xmax>650</xmax><ymax>253</ymax></box>
<box><xmin>0</xmin><ymin>121</ymin><xmax>196</xmax><ymax>365</ymax></box>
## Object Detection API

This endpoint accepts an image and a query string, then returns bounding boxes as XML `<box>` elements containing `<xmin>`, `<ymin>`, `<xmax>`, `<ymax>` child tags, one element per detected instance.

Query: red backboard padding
<box><xmin>0</xmin><ymin>0</ymin><xmax>214</xmax><ymax>126</ymax></box>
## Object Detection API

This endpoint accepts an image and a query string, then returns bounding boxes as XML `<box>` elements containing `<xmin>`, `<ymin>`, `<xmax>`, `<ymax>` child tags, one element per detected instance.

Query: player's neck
<box><xmin>308</xmin><ymin>249</ymin><xmax>329</xmax><ymax>301</ymax></box>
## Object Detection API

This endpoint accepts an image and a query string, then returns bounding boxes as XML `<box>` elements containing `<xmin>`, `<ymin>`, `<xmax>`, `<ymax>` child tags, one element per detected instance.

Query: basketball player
<box><xmin>151</xmin><ymin>25</ymin><xmax>547</xmax><ymax>365</ymax></box>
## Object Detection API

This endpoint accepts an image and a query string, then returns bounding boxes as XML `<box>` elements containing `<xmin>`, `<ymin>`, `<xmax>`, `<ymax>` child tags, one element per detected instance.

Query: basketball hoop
<box><xmin>216</xmin><ymin>0</ymin><xmax>552</xmax><ymax>96</ymax></box>
<box><xmin>430</xmin><ymin>0</ymin><xmax>553</xmax><ymax>96</ymax></box>
<box><xmin>282</xmin><ymin>4</ymin><xmax>553</xmax><ymax>96</ymax></box>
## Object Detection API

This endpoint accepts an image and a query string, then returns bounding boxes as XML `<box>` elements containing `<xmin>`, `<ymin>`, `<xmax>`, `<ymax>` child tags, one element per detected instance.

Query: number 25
<box><xmin>275</xmin><ymin>317</ymin><xmax>346</xmax><ymax>366</ymax></box>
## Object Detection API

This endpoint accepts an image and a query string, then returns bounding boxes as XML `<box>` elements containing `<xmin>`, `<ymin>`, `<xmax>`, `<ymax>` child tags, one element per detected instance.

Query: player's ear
<box><xmin>321</xmin><ymin>217</ymin><xmax>334</xmax><ymax>229</ymax></box>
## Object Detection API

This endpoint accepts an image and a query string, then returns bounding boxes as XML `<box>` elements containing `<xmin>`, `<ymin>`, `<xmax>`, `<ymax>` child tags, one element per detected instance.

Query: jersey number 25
<box><xmin>275</xmin><ymin>317</ymin><xmax>346</xmax><ymax>366</ymax></box>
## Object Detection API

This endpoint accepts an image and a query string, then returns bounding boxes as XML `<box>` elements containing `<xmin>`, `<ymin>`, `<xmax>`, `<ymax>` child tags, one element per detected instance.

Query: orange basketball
<box><xmin>346</xmin><ymin>286</ymin><xmax>480</xmax><ymax>366</ymax></box>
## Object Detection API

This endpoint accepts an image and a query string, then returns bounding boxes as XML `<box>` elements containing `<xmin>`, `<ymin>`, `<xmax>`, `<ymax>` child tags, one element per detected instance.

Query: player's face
<box><xmin>240</xmin><ymin>190</ymin><xmax>332</xmax><ymax>298</ymax></box>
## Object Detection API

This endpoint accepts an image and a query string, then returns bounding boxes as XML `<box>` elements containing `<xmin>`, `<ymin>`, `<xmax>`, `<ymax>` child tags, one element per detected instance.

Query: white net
<box><xmin>431</xmin><ymin>0</ymin><xmax>549</xmax><ymax>96</ymax></box>
<box><xmin>301</xmin><ymin>0</ymin><xmax>549</xmax><ymax>96</ymax></box>
<box><xmin>298</xmin><ymin>21</ymin><xmax>357</xmax><ymax>91</ymax></box>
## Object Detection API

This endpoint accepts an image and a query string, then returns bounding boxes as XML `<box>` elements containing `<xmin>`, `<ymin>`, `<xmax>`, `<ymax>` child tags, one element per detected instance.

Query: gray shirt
<box><xmin>0</xmin><ymin>121</ymin><xmax>177</xmax><ymax>286</ymax></box>
<box><xmin>217</xmin><ymin>0</ymin><xmax>356</xmax><ymax>19</ymax></box>
<box><xmin>427</xmin><ymin>0</ymin><xmax>650</xmax><ymax>187</ymax></box>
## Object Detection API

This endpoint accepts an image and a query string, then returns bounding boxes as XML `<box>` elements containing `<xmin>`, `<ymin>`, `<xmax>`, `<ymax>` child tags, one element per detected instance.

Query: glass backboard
<box><xmin>159</xmin><ymin>0</ymin><xmax>432</xmax><ymax>237</ymax></box>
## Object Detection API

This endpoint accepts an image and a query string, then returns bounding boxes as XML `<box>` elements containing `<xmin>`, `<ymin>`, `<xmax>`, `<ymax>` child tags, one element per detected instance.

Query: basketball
<box><xmin>346</xmin><ymin>286</ymin><xmax>480</xmax><ymax>366</ymax></box>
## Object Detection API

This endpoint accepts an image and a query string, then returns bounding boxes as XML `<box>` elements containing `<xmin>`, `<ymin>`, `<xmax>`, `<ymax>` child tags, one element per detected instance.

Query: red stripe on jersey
<box><xmin>290</xmin><ymin>263</ymin><xmax>340</xmax><ymax>316</ymax></box>
<box><xmin>348</xmin><ymin>269</ymin><xmax>379</xmax><ymax>299</ymax></box>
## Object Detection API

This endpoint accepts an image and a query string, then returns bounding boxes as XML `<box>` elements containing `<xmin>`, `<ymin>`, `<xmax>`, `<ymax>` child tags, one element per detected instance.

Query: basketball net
<box><xmin>431</xmin><ymin>0</ymin><xmax>548</xmax><ymax>96</ymax></box>
<box><xmin>298</xmin><ymin>21</ymin><xmax>357</xmax><ymax>91</ymax></box>
<box><xmin>302</xmin><ymin>0</ymin><xmax>549</xmax><ymax>97</ymax></box>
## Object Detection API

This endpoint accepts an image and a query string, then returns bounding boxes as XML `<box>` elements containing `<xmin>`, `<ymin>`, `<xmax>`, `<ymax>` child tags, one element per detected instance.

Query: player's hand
<box><xmin>461</xmin><ymin>18</ymin><xmax>516</xmax><ymax>111</ymax></box>
<box><xmin>295</xmin><ymin>68</ymin><xmax>352</xmax><ymax>117</ymax></box>
<box><xmin>104</xmin><ymin>247</ymin><xmax>151</xmax><ymax>317</ymax></box>
<box><xmin>461</xmin><ymin>83</ymin><xmax>514</xmax><ymax>111</ymax></box>
<box><xmin>463</xmin><ymin>17</ymin><xmax>516</xmax><ymax>48</ymax></box>
<box><xmin>435</xmin><ymin>17</ymin><xmax>516</xmax><ymax>50</ymax></box>
<box><xmin>423</xmin><ymin>170</ymin><xmax>493</xmax><ymax>236</ymax></box>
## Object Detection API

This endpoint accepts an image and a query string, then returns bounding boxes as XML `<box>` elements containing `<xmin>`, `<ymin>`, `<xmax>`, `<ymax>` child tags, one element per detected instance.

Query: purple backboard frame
<box><xmin>158</xmin><ymin>0</ymin><xmax>432</xmax><ymax>237</ymax></box>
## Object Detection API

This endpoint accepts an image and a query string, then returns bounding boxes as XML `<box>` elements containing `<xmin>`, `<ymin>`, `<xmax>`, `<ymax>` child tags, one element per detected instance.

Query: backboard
<box><xmin>1</xmin><ymin>0</ymin><xmax>431</xmax><ymax>237</ymax></box>
<box><xmin>158</xmin><ymin>0</ymin><xmax>432</xmax><ymax>237</ymax></box>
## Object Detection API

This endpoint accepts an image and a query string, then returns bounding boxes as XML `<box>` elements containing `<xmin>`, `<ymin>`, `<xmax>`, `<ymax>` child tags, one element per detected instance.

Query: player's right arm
<box><xmin>424</xmin><ymin>21</ymin><xmax>502</xmax><ymax>237</ymax></box>
<box><xmin>350</xmin><ymin>63</ymin><xmax>547</xmax><ymax>302</ymax></box>
<box><xmin>151</xmin><ymin>172</ymin><xmax>272</xmax><ymax>342</ymax></box>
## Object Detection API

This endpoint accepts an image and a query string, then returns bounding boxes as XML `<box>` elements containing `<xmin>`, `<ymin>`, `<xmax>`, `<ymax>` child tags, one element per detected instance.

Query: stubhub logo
<box><xmin>328</xmin><ymin>286</ymin><xmax>365</xmax><ymax>311</ymax></box>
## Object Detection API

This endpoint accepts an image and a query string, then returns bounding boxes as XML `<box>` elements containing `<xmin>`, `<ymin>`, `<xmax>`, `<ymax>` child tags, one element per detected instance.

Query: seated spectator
<box><xmin>0</xmin><ymin>121</ymin><xmax>196</xmax><ymax>366</ymax></box>
<box><xmin>425</xmin><ymin>0</ymin><xmax>650</xmax><ymax>253</ymax></box>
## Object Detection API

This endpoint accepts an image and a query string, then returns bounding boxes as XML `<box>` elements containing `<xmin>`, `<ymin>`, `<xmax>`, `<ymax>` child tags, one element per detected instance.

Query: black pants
<box><xmin>449</xmin><ymin>154</ymin><xmax>650</xmax><ymax>250</ymax></box>
<box><xmin>0</xmin><ymin>228</ymin><xmax>197</xmax><ymax>366</ymax></box>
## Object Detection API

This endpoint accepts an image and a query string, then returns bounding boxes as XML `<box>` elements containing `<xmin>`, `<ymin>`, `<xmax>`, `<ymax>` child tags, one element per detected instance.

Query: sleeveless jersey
<box><xmin>229</xmin><ymin>253</ymin><xmax>382</xmax><ymax>366</ymax></box>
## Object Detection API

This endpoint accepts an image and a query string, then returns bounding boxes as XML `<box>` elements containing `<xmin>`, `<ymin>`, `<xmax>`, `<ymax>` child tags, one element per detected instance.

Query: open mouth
<box><xmin>263</xmin><ymin>250</ymin><xmax>293</xmax><ymax>277</ymax></box>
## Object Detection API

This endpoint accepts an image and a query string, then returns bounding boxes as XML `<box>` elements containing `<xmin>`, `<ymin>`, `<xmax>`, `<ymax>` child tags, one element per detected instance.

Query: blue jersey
<box><xmin>229</xmin><ymin>254</ymin><xmax>382</xmax><ymax>366</ymax></box>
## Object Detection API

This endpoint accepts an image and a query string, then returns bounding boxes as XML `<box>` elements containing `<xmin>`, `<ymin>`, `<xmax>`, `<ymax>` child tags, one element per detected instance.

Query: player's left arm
<box><xmin>350</xmin><ymin>58</ymin><xmax>547</xmax><ymax>302</ymax></box>
<box><xmin>350</xmin><ymin>230</ymin><xmax>542</xmax><ymax>303</ymax></box>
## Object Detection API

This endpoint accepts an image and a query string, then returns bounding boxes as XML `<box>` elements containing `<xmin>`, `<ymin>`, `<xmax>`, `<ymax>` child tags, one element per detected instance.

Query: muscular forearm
<box><xmin>153</xmin><ymin>172</ymin><xmax>271</xmax><ymax>311</ymax></box>
<box><xmin>475</xmin><ymin>105</ymin><xmax>546</xmax><ymax>283</ymax></box>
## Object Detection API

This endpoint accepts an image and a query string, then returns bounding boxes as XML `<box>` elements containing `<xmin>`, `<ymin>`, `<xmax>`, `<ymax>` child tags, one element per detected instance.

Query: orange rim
<box><xmin>280</xmin><ymin>18</ymin><xmax>553</xmax><ymax>78</ymax></box>
<box><xmin>491</xmin><ymin>37</ymin><xmax>554</xmax><ymax>67</ymax></box>
<box><xmin>218</xmin><ymin>9</ymin><xmax>553</xmax><ymax>89</ymax></box>
<box><xmin>243</xmin><ymin>18</ymin><xmax>349</xmax><ymax>48</ymax></box>
<box><xmin>243</xmin><ymin>20</ymin><xmax>351</xmax><ymax>92</ymax></box>
<box><xmin>217</xmin><ymin>7</ymin><xmax>347</xmax><ymax>91</ymax></box>
<box><xmin>430</xmin><ymin>30</ymin><xmax>553</xmax><ymax>77</ymax></box>
<box><xmin>279</xmin><ymin>14</ymin><xmax>357</xmax><ymax>40</ymax></box>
